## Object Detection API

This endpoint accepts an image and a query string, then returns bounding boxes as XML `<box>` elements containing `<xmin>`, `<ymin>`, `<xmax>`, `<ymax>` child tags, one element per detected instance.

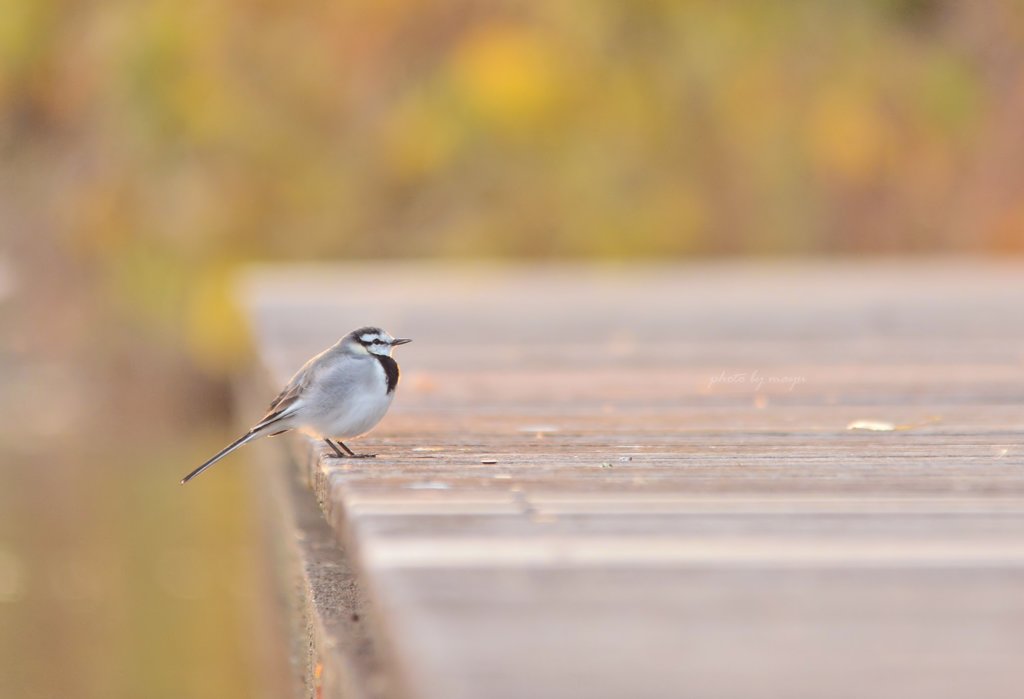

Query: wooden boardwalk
<box><xmin>242</xmin><ymin>261</ymin><xmax>1024</xmax><ymax>699</ymax></box>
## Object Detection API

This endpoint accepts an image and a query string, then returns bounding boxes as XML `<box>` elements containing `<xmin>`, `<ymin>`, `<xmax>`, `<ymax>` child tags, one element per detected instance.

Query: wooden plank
<box><xmin>243</xmin><ymin>262</ymin><xmax>1024</xmax><ymax>699</ymax></box>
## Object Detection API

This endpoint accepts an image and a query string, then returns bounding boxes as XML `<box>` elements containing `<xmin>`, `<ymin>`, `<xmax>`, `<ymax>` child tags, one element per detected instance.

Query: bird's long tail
<box><xmin>180</xmin><ymin>431</ymin><xmax>259</xmax><ymax>484</ymax></box>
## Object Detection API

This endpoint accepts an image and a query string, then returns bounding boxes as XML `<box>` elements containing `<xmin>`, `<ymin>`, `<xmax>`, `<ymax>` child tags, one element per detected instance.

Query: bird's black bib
<box><xmin>375</xmin><ymin>355</ymin><xmax>400</xmax><ymax>393</ymax></box>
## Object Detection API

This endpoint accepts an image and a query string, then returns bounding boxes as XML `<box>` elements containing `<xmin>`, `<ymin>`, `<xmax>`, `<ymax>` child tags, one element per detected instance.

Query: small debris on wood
<box><xmin>481</xmin><ymin>458</ymin><xmax>498</xmax><ymax>464</ymax></box>
<box><xmin>406</xmin><ymin>481</ymin><xmax>451</xmax><ymax>490</ymax></box>
<box><xmin>619</xmin><ymin>456</ymin><xmax>633</xmax><ymax>462</ymax></box>
<box><xmin>846</xmin><ymin>420</ymin><xmax>896</xmax><ymax>432</ymax></box>
<box><xmin>847</xmin><ymin>416</ymin><xmax>942</xmax><ymax>432</ymax></box>
<box><xmin>600</xmin><ymin>462</ymin><xmax>614</xmax><ymax>468</ymax></box>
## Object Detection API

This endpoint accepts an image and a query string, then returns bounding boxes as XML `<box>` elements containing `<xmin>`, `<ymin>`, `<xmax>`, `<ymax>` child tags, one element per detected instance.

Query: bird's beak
<box><xmin>392</xmin><ymin>338</ymin><xmax>412</xmax><ymax>345</ymax></box>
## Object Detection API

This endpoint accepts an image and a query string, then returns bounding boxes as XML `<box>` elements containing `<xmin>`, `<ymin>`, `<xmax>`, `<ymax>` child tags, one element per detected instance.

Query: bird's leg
<box><xmin>337</xmin><ymin>440</ymin><xmax>376</xmax><ymax>459</ymax></box>
<box><xmin>324</xmin><ymin>439</ymin><xmax>347</xmax><ymax>458</ymax></box>
<box><xmin>324</xmin><ymin>439</ymin><xmax>376</xmax><ymax>459</ymax></box>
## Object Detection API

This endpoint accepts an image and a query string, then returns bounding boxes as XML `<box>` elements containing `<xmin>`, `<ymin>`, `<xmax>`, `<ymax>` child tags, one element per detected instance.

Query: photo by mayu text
<box><xmin>707</xmin><ymin>370</ymin><xmax>807</xmax><ymax>392</ymax></box>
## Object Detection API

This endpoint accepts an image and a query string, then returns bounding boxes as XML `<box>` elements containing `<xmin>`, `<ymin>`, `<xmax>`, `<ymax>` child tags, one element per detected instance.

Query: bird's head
<box><xmin>342</xmin><ymin>326</ymin><xmax>412</xmax><ymax>357</ymax></box>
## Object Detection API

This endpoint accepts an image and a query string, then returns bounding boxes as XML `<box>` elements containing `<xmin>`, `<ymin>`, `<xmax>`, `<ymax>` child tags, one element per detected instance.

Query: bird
<box><xmin>180</xmin><ymin>326</ymin><xmax>411</xmax><ymax>484</ymax></box>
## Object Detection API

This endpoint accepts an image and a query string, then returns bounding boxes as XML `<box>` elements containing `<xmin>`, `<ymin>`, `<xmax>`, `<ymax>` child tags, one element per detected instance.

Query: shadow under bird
<box><xmin>181</xmin><ymin>326</ymin><xmax>411</xmax><ymax>484</ymax></box>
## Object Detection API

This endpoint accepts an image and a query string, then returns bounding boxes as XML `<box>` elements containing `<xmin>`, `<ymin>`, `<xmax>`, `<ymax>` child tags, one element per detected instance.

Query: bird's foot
<box><xmin>350</xmin><ymin>453</ymin><xmax>376</xmax><ymax>459</ymax></box>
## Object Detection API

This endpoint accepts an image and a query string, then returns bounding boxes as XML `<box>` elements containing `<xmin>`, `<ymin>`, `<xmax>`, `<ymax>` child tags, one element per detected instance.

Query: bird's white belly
<box><xmin>302</xmin><ymin>388</ymin><xmax>394</xmax><ymax>440</ymax></box>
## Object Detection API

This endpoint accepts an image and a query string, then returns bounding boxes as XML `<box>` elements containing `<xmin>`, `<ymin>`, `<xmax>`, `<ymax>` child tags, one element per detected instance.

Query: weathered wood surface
<box><xmin>241</xmin><ymin>261</ymin><xmax>1024</xmax><ymax>699</ymax></box>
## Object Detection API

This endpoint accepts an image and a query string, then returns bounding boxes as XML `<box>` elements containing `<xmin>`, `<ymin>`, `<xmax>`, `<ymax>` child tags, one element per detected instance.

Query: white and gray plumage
<box><xmin>181</xmin><ymin>326</ymin><xmax>411</xmax><ymax>484</ymax></box>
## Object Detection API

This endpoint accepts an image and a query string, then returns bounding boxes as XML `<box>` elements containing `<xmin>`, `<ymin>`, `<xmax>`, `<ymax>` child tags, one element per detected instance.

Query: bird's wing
<box><xmin>251</xmin><ymin>352</ymin><xmax>322</xmax><ymax>432</ymax></box>
<box><xmin>252</xmin><ymin>387</ymin><xmax>301</xmax><ymax>432</ymax></box>
<box><xmin>251</xmin><ymin>343</ymin><xmax>344</xmax><ymax>431</ymax></box>
<box><xmin>267</xmin><ymin>375</ymin><xmax>306</xmax><ymax>415</ymax></box>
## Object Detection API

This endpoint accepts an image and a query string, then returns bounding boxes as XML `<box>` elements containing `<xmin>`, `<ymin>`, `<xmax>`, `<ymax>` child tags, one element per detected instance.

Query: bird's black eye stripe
<box><xmin>359</xmin><ymin>336</ymin><xmax>388</xmax><ymax>346</ymax></box>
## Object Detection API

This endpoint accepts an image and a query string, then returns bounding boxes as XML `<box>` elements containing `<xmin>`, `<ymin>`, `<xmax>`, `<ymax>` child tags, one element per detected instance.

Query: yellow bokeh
<box><xmin>806</xmin><ymin>87</ymin><xmax>892</xmax><ymax>183</ymax></box>
<box><xmin>185</xmin><ymin>266</ymin><xmax>251</xmax><ymax>374</ymax></box>
<box><xmin>449</xmin><ymin>23</ymin><xmax>564</xmax><ymax>131</ymax></box>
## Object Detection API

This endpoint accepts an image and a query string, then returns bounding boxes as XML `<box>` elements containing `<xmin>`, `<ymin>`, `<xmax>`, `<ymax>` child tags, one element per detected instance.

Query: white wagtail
<box><xmin>181</xmin><ymin>326</ymin><xmax>411</xmax><ymax>484</ymax></box>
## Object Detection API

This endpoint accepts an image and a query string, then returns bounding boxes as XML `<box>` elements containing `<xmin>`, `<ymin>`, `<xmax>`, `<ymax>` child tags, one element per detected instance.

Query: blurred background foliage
<box><xmin>5</xmin><ymin>0</ymin><xmax>1024</xmax><ymax>370</ymax></box>
<box><xmin>1</xmin><ymin>1</ymin><xmax>1023</xmax><ymax>698</ymax></box>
